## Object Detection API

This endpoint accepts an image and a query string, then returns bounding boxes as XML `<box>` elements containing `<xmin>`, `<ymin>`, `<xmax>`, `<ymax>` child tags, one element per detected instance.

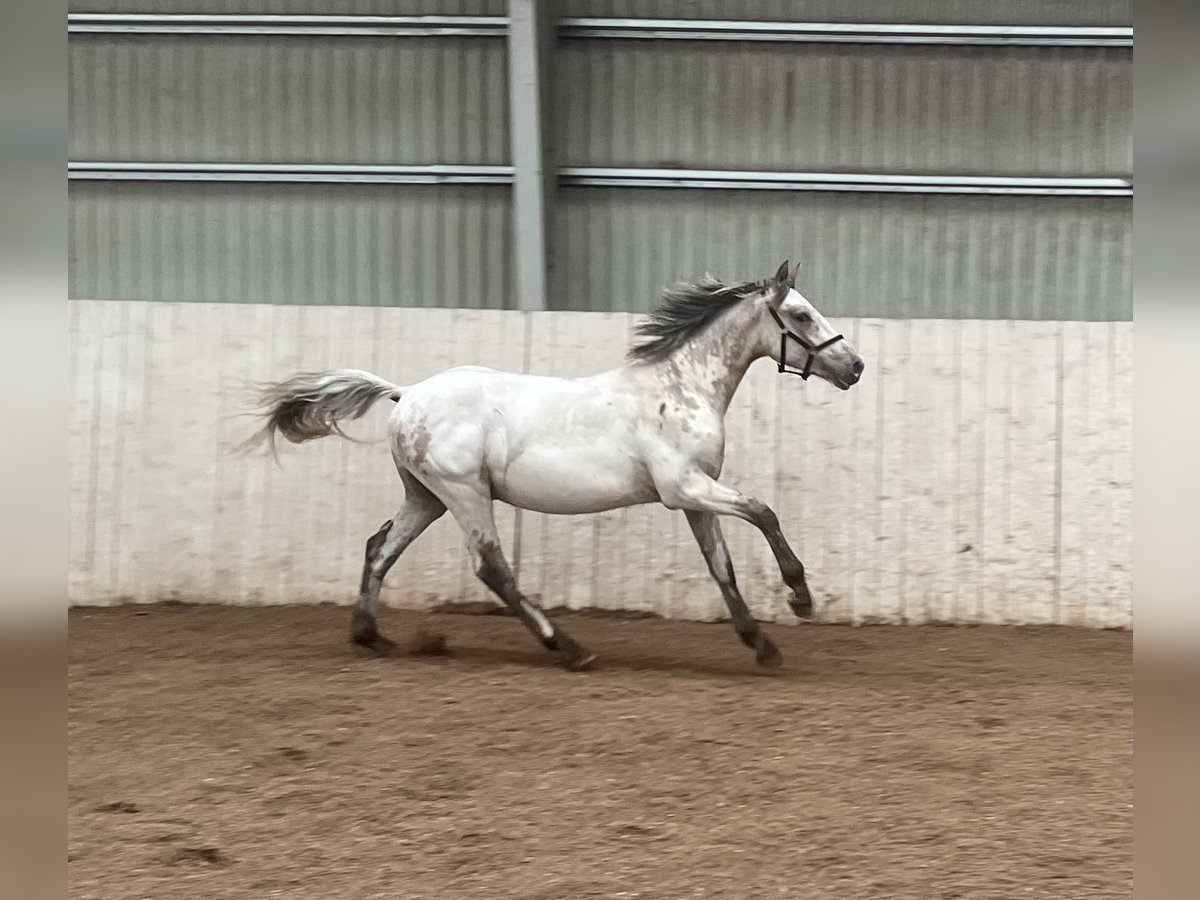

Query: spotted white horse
<box><xmin>249</xmin><ymin>261</ymin><xmax>864</xmax><ymax>669</ymax></box>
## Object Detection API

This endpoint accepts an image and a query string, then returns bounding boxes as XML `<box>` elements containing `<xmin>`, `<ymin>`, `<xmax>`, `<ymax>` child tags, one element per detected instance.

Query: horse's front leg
<box><xmin>659</xmin><ymin>469</ymin><xmax>814</xmax><ymax>619</ymax></box>
<box><xmin>685</xmin><ymin>511</ymin><xmax>782</xmax><ymax>667</ymax></box>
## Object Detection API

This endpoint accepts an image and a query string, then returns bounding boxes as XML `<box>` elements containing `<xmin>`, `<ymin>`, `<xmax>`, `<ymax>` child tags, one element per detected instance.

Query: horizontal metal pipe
<box><xmin>559</xmin><ymin>18</ymin><xmax>1132</xmax><ymax>47</ymax></box>
<box><xmin>67</xmin><ymin>14</ymin><xmax>508</xmax><ymax>37</ymax></box>
<box><xmin>68</xmin><ymin>163</ymin><xmax>1132</xmax><ymax>197</ymax></box>
<box><xmin>68</xmin><ymin>162</ymin><xmax>514</xmax><ymax>185</ymax></box>
<box><xmin>561</xmin><ymin>167</ymin><xmax>1133</xmax><ymax>197</ymax></box>
<box><xmin>67</xmin><ymin>14</ymin><xmax>1130</xmax><ymax>46</ymax></box>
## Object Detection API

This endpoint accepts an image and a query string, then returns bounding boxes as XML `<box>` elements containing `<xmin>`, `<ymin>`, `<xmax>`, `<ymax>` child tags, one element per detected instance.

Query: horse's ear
<box><xmin>774</xmin><ymin>260</ymin><xmax>790</xmax><ymax>286</ymax></box>
<box><xmin>789</xmin><ymin>262</ymin><xmax>801</xmax><ymax>285</ymax></box>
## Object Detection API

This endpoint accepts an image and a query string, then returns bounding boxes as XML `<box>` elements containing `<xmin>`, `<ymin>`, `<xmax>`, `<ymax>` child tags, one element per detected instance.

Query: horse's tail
<box><xmin>242</xmin><ymin>369</ymin><xmax>403</xmax><ymax>458</ymax></box>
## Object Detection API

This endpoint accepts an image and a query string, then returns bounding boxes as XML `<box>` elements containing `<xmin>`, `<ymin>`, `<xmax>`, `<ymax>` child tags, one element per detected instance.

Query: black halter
<box><xmin>767</xmin><ymin>305</ymin><xmax>845</xmax><ymax>380</ymax></box>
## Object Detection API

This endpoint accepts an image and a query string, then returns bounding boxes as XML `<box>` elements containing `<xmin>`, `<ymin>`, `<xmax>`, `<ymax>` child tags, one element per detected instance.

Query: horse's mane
<box><xmin>627</xmin><ymin>276</ymin><xmax>764</xmax><ymax>363</ymax></box>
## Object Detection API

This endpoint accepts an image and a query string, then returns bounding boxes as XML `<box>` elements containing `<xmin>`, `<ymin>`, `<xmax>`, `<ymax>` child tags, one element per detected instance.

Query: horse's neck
<box><xmin>664</xmin><ymin>303</ymin><xmax>766</xmax><ymax>415</ymax></box>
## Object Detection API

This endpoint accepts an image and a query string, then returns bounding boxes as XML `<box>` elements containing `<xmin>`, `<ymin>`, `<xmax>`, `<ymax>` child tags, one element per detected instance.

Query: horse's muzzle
<box><xmin>832</xmin><ymin>358</ymin><xmax>865</xmax><ymax>390</ymax></box>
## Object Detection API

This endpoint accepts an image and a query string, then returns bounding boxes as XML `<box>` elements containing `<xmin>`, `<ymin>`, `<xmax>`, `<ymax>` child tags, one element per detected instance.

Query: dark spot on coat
<box><xmin>659</xmin><ymin>402</ymin><xmax>666</xmax><ymax>415</ymax></box>
<box><xmin>410</xmin><ymin>423</ymin><xmax>432</xmax><ymax>465</ymax></box>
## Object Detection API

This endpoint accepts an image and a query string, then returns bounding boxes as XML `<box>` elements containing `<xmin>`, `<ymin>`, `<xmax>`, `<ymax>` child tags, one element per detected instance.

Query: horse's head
<box><xmin>760</xmin><ymin>260</ymin><xmax>864</xmax><ymax>390</ymax></box>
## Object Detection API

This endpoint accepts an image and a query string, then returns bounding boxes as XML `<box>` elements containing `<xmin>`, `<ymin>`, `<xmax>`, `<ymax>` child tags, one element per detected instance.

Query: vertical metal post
<box><xmin>507</xmin><ymin>0</ymin><xmax>553</xmax><ymax>311</ymax></box>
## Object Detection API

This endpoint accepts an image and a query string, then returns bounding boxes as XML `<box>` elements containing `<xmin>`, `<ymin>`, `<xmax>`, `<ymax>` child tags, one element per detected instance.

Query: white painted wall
<box><xmin>67</xmin><ymin>300</ymin><xmax>1132</xmax><ymax>627</ymax></box>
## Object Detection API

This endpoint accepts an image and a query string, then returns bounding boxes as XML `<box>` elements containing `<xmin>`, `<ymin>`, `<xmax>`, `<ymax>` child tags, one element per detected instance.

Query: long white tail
<box><xmin>245</xmin><ymin>369</ymin><xmax>402</xmax><ymax>457</ymax></box>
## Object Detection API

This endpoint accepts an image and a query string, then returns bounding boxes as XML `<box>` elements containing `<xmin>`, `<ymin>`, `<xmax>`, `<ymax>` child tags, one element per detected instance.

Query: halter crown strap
<box><xmin>766</xmin><ymin>305</ymin><xmax>845</xmax><ymax>380</ymax></box>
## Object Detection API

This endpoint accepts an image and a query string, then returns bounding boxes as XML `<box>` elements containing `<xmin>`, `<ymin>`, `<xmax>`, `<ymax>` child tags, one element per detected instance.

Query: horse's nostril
<box><xmin>852</xmin><ymin>360</ymin><xmax>864</xmax><ymax>376</ymax></box>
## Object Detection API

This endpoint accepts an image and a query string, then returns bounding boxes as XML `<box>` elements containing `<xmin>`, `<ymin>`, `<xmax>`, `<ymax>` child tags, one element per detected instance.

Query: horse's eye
<box><xmin>794</xmin><ymin>312</ymin><xmax>812</xmax><ymax>325</ymax></box>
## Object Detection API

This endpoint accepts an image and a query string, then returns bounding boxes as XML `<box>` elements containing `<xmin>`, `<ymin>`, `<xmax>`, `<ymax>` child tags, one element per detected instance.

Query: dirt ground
<box><xmin>68</xmin><ymin>604</ymin><xmax>1132</xmax><ymax>899</ymax></box>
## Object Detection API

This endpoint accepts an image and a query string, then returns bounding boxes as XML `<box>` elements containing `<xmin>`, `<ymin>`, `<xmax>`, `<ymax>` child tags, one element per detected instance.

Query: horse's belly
<box><xmin>492</xmin><ymin>446</ymin><xmax>658</xmax><ymax>514</ymax></box>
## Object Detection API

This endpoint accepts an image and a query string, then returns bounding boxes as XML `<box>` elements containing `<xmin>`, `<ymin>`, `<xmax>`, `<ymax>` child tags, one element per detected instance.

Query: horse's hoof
<box><xmin>365</xmin><ymin>636</ymin><xmax>397</xmax><ymax>655</ymax></box>
<box><xmin>552</xmin><ymin>634</ymin><xmax>596</xmax><ymax>670</ymax></box>
<box><xmin>565</xmin><ymin>651</ymin><xmax>597</xmax><ymax>671</ymax></box>
<box><xmin>788</xmin><ymin>586</ymin><xmax>814</xmax><ymax>619</ymax></box>
<box><xmin>351</xmin><ymin>628</ymin><xmax>396</xmax><ymax>655</ymax></box>
<box><xmin>756</xmin><ymin>636</ymin><xmax>783</xmax><ymax>668</ymax></box>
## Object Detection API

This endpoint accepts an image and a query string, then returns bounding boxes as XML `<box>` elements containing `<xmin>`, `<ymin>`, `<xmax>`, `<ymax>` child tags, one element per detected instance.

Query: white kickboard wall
<box><xmin>68</xmin><ymin>300</ymin><xmax>1132</xmax><ymax>627</ymax></box>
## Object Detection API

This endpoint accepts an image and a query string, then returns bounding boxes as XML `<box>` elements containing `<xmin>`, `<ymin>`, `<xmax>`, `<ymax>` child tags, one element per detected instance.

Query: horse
<box><xmin>248</xmin><ymin>260</ymin><xmax>864</xmax><ymax>669</ymax></box>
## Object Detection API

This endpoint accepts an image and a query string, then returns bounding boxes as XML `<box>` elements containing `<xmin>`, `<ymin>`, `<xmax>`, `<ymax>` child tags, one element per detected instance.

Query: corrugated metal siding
<box><xmin>560</xmin><ymin>1</ymin><xmax>1132</xmax><ymax>27</ymax></box>
<box><xmin>70</xmin><ymin>35</ymin><xmax>509</xmax><ymax>164</ymax></box>
<box><xmin>69</xmin><ymin>181</ymin><xmax>513</xmax><ymax>308</ymax></box>
<box><xmin>551</xmin><ymin>188</ymin><xmax>1131</xmax><ymax>320</ymax></box>
<box><xmin>69</xmin><ymin>2</ymin><xmax>507</xmax><ymax>13</ymax></box>
<box><xmin>555</xmin><ymin>42</ymin><xmax>1130</xmax><ymax>176</ymax></box>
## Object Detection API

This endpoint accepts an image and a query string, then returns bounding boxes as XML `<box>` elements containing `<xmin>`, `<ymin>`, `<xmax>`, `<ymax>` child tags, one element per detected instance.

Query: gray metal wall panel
<box><xmin>555</xmin><ymin>42</ymin><xmax>1130</xmax><ymax>176</ymax></box>
<box><xmin>70</xmin><ymin>2</ymin><xmax>506</xmax><ymax>13</ymax></box>
<box><xmin>560</xmin><ymin>1</ymin><xmax>1131</xmax><ymax>27</ymax></box>
<box><xmin>70</xmin><ymin>35</ymin><xmax>509</xmax><ymax>164</ymax></box>
<box><xmin>551</xmin><ymin>188</ymin><xmax>1130</xmax><ymax>320</ymax></box>
<box><xmin>69</xmin><ymin>181</ymin><xmax>513</xmax><ymax>308</ymax></box>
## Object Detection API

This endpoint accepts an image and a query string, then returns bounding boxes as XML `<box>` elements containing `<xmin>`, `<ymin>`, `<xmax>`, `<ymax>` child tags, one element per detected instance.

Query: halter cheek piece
<box><xmin>767</xmin><ymin>305</ymin><xmax>845</xmax><ymax>380</ymax></box>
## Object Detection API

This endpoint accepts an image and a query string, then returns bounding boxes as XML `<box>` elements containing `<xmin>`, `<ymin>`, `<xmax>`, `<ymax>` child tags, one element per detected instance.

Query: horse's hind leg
<box><xmin>436</xmin><ymin>482</ymin><xmax>595</xmax><ymax>670</ymax></box>
<box><xmin>475</xmin><ymin>538</ymin><xmax>596</xmax><ymax>670</ymax></box>
<box><xmin>685</xmin><ymin>510</ymin><xmax>782</xmax><ymax>668</ymax></box>
<box><xmin>352</xmin><ymin>470</ymin><xmax>446</xmax><ymax>652</ymax></box>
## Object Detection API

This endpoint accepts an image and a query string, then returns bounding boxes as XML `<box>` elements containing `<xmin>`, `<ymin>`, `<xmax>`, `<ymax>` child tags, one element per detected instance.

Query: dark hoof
<box><xmin>788</xmin><ymin>584</ymin><xmax>814</xmax><ymax>619</ymax></box>
<box><xmin>554</xmin><ymin>634</ymin><xmax>596</xmax><ymax>671</ymax></box>
<box><xmin>566</xmin><ymin>651</ymin><xmax>597</xmax><ymax>671</ymax></box>
<box><xmin>352</xmin><ymin>631</ymin><xmax>396</xmax><ymax>655</ymax></box>
<box><xmin>351</xmin><ymin>611</ymin><xmax>396</xmax><ymax>655</ymax></box>
<box><xmin>755</xmin><ymin>634</ymin><xmax>783</xmax><ymax>668</ymax></box>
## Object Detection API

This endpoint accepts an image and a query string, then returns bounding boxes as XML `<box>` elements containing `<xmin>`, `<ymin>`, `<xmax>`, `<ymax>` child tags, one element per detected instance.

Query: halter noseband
<box><xmin>767</xmin><ymin>305</ymin><xmax>845</xmax><ymax>380</ymax></box>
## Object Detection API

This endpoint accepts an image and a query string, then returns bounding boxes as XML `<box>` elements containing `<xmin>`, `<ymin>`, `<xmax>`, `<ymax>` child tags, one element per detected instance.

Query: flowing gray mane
<box><xmin>628</xmin><ymin>276</ymin><xmax>764</xmax><ymax>363</ymax></box>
